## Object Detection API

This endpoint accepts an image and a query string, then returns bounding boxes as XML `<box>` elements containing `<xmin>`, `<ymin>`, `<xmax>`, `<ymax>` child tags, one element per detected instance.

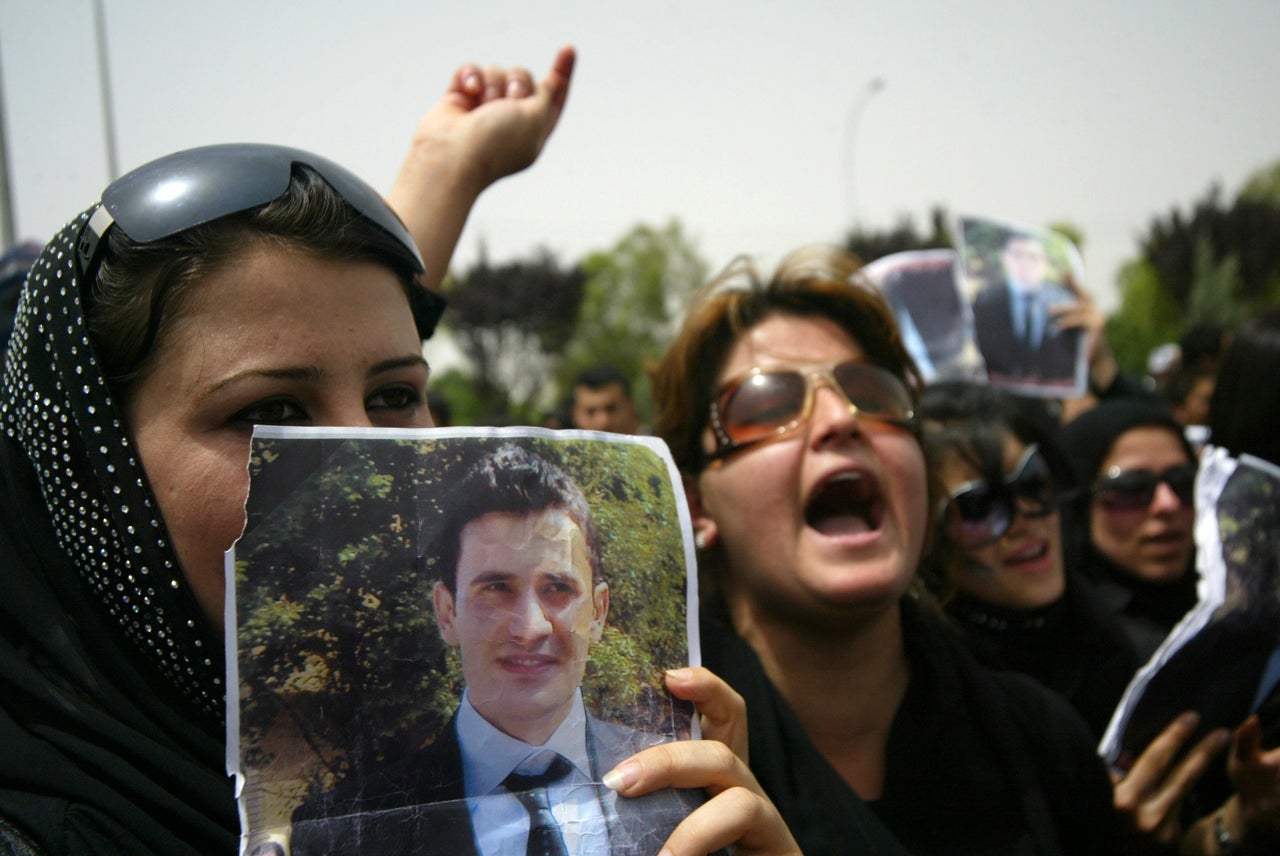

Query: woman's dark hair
<box><xmin>1209</xmin><ymin>308</ymin><xmax>1280</xmax><ymax>465</ymax></box>
<box><xmin>86</xmin><ymin>166</ymin><xmax>422</xmax><ymax>398</ymax></box>
<box><xmin>917</xmin><ymin>381</ymin><xmax>1073</xmax><ymax>599</ymax></box>
<box><xmin>919</xmin><ymin>381</ymin><xmax>1073</xmax><ymax>492</ymax></box>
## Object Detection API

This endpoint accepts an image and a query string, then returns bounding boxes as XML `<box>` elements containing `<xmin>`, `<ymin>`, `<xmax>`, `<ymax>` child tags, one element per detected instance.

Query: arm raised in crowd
<box><xmin>388</xmin><ymin>46</ymin><xmax>576</xmax><ymax>293</ymax></box>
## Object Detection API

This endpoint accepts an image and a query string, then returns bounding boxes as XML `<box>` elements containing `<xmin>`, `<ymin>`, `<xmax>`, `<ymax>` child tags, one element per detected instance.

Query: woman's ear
<box><xmin>684</xmin><ymin>472</ymin><xmax>719</xmax><ymax>551</ymax></box>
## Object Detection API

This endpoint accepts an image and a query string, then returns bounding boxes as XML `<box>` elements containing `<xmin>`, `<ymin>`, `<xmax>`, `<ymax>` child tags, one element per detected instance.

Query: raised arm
<box><xmin>387</xmin><ymin>46</ymin><xmax>576</xmax><ymax>293</ymax></box>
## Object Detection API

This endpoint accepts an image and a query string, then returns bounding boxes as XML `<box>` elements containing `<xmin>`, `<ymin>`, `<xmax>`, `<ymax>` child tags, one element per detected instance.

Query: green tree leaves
<box><xmin>234</xmin><ymin>435</ymin><xmax>693</xmax><ymax>786</ymax></box>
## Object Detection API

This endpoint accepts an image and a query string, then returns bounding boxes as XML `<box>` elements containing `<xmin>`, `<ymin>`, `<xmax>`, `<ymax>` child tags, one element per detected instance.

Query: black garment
<box><xmin>0</xmin><ymin>215</ymin><xmax>239</xmax><ymax>854</ymax></box>
<box><xmin>291</xmin><ymin>711</ymin><xmax>703</xmax><ymax>856</ymax></box>
<box><xmin>946</xmin><ymin>574</ymin><xmax>1143</xmax><ymax>739</ymax></box>
<box><xmin>702</xmin><ymin>601</ymin><xmax>1119</xmax><ymax>855</ymax></box>
<box><xmin>972</xmin><ymin>281</ymin><xmax>1082</xmax><ymax>386</ymax></box>
<box><xmin>1073</xmin><ymin>542</ymin><xmax>1198</xmax><ymax>660</ymax></box>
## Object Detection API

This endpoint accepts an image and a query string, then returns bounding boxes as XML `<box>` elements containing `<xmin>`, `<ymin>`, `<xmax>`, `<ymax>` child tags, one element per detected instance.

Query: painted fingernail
<box><xmin>603</xmin><ymin>761</ymin><xmax>639</xmax><ymax>792</ymax></box>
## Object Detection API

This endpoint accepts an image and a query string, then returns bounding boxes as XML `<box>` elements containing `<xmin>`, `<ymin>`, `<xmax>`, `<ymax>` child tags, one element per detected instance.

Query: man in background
<box><xmin>571</xmin><ymin>366</ymin><xmax>640</xmax><ymax>434</ymax></box>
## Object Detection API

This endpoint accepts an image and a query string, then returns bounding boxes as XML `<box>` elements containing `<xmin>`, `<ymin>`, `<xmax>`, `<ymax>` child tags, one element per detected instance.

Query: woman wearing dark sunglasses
<box><xmin>917</xmin><ymin>381</ymin><xmax>1142</xmax><ymax>738</ymax></box>
<box><xmin>918</xmin><ymin>382</ymin><xmax>1246</xmax><ymax>851</ymax></box>
<box><xmin>651</xmin><ymin>245</ymin><xmax>1119</xmax><ymax>855</ymax></box>
<box><xmin>1060</xmin><ymin>398</ymin><xmax>1200</xmax><ymax>661</ymax></box>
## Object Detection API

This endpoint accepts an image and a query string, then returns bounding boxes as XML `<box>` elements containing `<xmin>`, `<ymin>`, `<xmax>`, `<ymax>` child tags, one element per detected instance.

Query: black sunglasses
<box><xmin>940</xmin><ymin>444</ymin><xmax>1055</xmax><ymax>549</ymax></box>
<box><xmin>74</xmin><ymin>143</ymin><xmax>444</xmax><ymax>339</ymax></box>
<box><xmin>1093</xmin><ymin>463</ymin><xmax>1196</xmax><ymax>511</ymax></box>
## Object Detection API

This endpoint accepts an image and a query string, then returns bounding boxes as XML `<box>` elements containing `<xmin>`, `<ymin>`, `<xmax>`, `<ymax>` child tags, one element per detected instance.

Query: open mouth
<box><xmin>805</xmin><ymin>471</ymin><xmax>884</xmax><ymax>537</ymax></box>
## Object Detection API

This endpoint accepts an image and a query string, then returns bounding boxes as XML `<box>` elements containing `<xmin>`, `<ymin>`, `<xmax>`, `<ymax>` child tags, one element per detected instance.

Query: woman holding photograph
<box><xmin>650</xmin><ymin>244</ymin><xmax>1118</xmax><ymax>854</ymax></box>
<box><xmin>916</xmin><ymin>381</ymin><xmax>1141</xmax><ymax>737</ymax></box>
<box><xmin>0</xmin><ymin>47</ymin><xmax>797</xmax><ymax>856</ymax></box>
<box><xmin>916</xmin><ymin>380</ymin><xmax>1239</xmax><ymax>850</ymax></box>
<box><xmin>0</xmin><ymin>54</ymin><xmax>569</xmax><ymax>851</ymax></box>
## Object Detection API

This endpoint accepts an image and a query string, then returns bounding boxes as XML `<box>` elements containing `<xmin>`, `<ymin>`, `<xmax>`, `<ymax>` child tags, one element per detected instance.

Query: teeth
<box><xmin>1010</xmin><ymin>543</ymin><xmax>1046</xmax><ymax>562</ymax></box>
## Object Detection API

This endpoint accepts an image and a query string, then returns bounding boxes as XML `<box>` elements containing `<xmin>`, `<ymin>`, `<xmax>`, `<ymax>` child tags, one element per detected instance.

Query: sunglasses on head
<box><xmin>74</xmin><ymin>143</ymin><xmax>444</xmax><ymax>339</ymax></box>
<box><xmin>706</xmin><ymin>359</ymin><xmax>916</xmax><ymax>464</ymax></box>
<box><xmin>940</xmin><ymin>444</ymin><xmax>1055</xmax><ymax>549</ymax></box>
<box><xmin>1093</xmin><ymin>463</ymin><xmax>1196</xmax><ymax>511</ymax></box>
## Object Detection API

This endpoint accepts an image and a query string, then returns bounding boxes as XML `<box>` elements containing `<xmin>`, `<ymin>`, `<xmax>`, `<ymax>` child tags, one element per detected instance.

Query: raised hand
<box><xmin>388</xmin><ymin>46</ymin><xmax>576</xmax><ymax>293</ymax></box>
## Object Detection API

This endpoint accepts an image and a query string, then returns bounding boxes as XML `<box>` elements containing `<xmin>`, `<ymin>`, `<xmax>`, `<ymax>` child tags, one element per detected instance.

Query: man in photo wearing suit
<box><xmin>291</xmin><ymin>444</ymin><xmax>700</xmax><ymax>855</ymax></box>
<box><xmin>972</xmin><ymin>231</ymin><xmax>1083</xmax><ymax>386</ymax></box>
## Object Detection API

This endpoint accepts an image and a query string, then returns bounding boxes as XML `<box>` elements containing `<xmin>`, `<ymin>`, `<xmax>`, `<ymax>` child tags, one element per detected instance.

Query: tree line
<box><xmin>436</xmin><ymin>159</ymin><xmax>1280</xmax><ymax>423</ymax></box>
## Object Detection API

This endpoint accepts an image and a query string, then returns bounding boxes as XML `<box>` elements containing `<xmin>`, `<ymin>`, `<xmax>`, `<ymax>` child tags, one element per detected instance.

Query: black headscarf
<box><xmin>1058</xmin><ymin>398</ymin><xmax>1198</xmax><ymax>656</ymax></box>
<box><xmin>0</xmin><ymin>213</ymin><xmax>238</xmax><ymax>853</ymax></box>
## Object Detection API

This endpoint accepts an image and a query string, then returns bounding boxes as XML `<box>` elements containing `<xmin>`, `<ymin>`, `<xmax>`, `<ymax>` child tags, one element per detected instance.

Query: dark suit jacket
<box><xmin>290</xmin><ymin>712</ymin><xmax>704</xmax><ymax>855</ymax></box>
<box><xmin>972</xmin><ymin>280</ymin><xmax>1082</xmax><ymax>385</ymax></box>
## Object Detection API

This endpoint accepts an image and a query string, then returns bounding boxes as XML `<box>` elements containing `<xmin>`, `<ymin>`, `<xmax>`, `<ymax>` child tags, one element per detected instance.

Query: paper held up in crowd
<box><xmin>1099</xmin><ymin>446</ymin><xmax>1280</xmax><ymax>770</ymax></box>
<box><xmin>223</xmin><ymin>427</ymin><xmax>703</xmax><ymax>856</ymax></box>
<box><xmin>860</xmin><ymin>216</ymin><xmax>1092</xmax><ymax>399</ymax></box>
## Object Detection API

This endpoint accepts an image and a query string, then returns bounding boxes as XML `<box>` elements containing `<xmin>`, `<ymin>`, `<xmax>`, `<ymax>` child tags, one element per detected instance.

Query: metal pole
<box><xmin>843</xmin><ymin>77</ymin><xmax>885</xmax><ymax>230</ymax></box>
<box><xmin>93</xmin><ymin>0</ymin><xmax>120</xmax><ymax>181</ymax></box>
<box><xmin>0</xmin><ymin>35</ymin><xmax>16</xmax><ymax>247</ymax></box>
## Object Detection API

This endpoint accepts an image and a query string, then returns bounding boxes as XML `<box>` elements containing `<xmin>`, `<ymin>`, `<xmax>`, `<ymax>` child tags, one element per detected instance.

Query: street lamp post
<box><xmin>843</xmin><ymin>77</ymin><xmax>885</xmax><ymax>231</ymax></box>
<box><xmin>93</xmin><ymin>0</ymin><xmax>120</xmax><ymax>182</ymax></box>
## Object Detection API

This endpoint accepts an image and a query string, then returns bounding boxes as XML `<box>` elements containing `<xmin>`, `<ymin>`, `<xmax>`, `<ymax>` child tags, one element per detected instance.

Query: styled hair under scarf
<box><xmin>0</xmin><ymin>212</ymin><xmax>238</xmax><ymax>853</ymax></box>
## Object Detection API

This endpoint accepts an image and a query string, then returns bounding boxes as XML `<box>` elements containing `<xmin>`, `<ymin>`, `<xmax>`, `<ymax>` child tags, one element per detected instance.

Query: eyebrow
<box><xmin>198</xmin><ymin>354</ymin><xmax>430</xmax><ymax>403</ymax></box>
<box><xmin>468</xmin><ymin>570</ymin><xmax>514</xmax><ymax>584</ymax></box>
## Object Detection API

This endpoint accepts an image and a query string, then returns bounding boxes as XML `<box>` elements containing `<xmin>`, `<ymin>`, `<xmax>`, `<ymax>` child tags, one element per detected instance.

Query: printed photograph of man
<box><xmin>289</xmin><ymin>443</ymin><xmax>701</xmax><ymax>855</ymax></box>
<box><xmin>861</xmin><ymin>248</ymin><xmax>982</xmax><ymax>383</ymax></box>
<box><xmin>966</xmin><ymin>222</ymin><xmax>1087</xmax><ymax>394</ymax></box>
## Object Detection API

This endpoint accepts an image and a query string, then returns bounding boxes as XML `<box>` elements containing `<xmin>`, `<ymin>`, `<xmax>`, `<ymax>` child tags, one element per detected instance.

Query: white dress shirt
<box><xmin>457</xmin><ymin>690</ymin><xmax>610</xmax><ymax>856</ymax></box>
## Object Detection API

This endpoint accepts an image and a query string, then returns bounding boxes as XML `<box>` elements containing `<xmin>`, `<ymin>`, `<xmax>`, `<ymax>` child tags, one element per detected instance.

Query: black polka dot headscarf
<box><xmin>0</xmin><ymin>144</ymin><xmax>436</xmax><ymax>720</ymax></box>
<box><xmin>1</xmin><ymin>209</ymin><xmax>225</xmax><ymax>715</ymax></box>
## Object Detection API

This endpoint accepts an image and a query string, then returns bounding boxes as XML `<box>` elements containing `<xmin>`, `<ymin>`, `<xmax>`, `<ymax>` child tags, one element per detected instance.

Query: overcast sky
<box><xmin>3</xmin><ymin>0</ymin><xmax>1278</xmax><ymax>312</ymax></box>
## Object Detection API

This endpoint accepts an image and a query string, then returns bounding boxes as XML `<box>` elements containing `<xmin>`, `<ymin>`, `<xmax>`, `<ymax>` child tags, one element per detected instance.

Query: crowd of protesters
<box><xmin>2</xmin><ymin>41</ymin><xmax>1279</xmax><ymax>856</ymax></box>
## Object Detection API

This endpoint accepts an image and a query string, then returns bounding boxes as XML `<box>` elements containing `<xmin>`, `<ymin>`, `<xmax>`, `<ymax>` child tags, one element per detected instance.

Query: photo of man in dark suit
<box><xmin>971</xmin><ymin>230</ymin><xmax>1085</xmax><ymax>390</ymax></box>
<box><xmin>291</xmin><ymin>444</ymin><xmax>701</xmax><ymax>855</ymax></box>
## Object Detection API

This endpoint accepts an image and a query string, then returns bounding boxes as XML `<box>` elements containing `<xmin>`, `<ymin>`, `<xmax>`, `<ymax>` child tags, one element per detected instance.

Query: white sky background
<box><xmin>3</xmin><ymin>0</ymin><xmax>1279</xmax><ymax>315</ymax></box>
